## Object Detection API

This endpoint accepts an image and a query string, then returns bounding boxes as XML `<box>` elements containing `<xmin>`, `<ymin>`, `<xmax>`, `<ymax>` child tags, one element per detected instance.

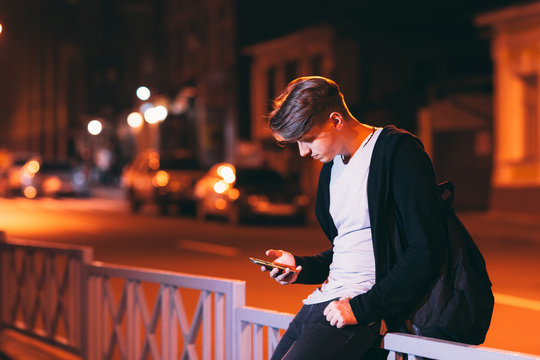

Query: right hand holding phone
<box><xmin>264</xmin><ymin>249</ymin><xmax>301</xmax><ymax>285</ymax></box>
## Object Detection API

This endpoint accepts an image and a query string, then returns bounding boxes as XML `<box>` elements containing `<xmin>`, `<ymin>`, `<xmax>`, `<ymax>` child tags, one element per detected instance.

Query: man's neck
<box><xmin>340</xmin><ymin>122</ymin><xmax>374</xmax><ymax>163</ymax></box>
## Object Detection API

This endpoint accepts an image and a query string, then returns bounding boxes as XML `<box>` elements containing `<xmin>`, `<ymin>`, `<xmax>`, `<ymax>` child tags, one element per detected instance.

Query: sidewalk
<box><xmin>0</xmin><ymin>330</ymin><xmax>79</xmax><ymax>360</ymax></box>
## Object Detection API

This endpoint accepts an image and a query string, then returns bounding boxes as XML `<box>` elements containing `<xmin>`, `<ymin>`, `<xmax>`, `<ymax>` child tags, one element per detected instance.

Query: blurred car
<box><xmin>122</xmin><ymin>149</ymin><xmax>205</xmax><ymax>214</ymax></box>
<box><xmin>19</xmin><ymin>158</ymin><xmax>90</xmax><ymax>198</ymax></box>
<box><xmin>0</xmin><ymin>151</ymin><xmax>41</xmax><ymax>197</ymax></box>
<box><xmin>194</xmin><ymin>163</ymin><xmax>310</xmax><ymax>224</ymax></box>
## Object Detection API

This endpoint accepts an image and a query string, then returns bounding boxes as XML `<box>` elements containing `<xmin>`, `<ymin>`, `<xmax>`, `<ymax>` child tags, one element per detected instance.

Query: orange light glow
<box><xmin>217</xmin><ymin>164</ymin><xmax>236</xmax><ymax>183</ymax></box>
<box><xmin>153</xmin><ymin>170</ymin><xmax>169</xmax><ymax>187</ymax></box>
<box><xmin>148</xmin><ymin>153</ymin><xmax>160</xmax><ymax>170</ymax></box>
<box><xmin>228</xmin><ymin>188</ymin><xmax>240</xmax><ymax>200</ymax></box>
<box><xmin>127</xmin><ymin>112</ymin><xmax>144</xmax><ymax>128</ymax></box>
<box><xmin>215</xmin><ymin>198</ymin><xmax>227</xmax><ymax>210</ymax></box>
<box><xmin>213</xmin><ymin>180</ymin><xmax>229</xmax><ymax>194</ymax></box>
<box><xmin>23</xmin><ymin>186</ymin><xmax>37</xmax><ymax>199</ymax></box>
<box><xmin>25</xmin><ymin>159</ymin><xmax>40</xmax><ymax>174</ymax></box>
<box><xmin>248</xmin><ymin>195</ymin><xmax>261</xmax><ymax>207</ymax></box>
<box><xmin>295</xmin><ymin>194</ymin><xmax>310</xmax><ymax>207</ymax></box>
<box><xmin>43</xmin><ymin>177</ymin><xmax>62</xmax><ymax>194</ymax></box>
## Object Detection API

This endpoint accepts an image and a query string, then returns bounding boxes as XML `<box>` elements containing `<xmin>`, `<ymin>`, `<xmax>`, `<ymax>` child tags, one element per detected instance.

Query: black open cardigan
<box><xmin>293</xmin><ymin>125</ymin><xmax>447</xmax><ymax>331</ymax></box>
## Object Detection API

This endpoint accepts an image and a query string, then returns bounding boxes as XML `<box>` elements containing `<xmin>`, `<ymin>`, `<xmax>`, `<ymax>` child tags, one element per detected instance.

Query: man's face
<box><xmin>296</xmin><ymin>121</ymin><xmax>339</xmax><ymax>163</ymax></box>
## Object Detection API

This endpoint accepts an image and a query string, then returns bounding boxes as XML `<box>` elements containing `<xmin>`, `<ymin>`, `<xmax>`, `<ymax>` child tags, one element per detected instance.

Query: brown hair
<box><xmin>268</xmin><ymin>76</ymin><xmax>349</xmax><ymax>142</ymax></box>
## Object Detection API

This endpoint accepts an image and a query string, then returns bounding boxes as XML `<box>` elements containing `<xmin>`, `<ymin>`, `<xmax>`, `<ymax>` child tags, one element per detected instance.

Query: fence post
<box><xmin>79</xmin><ymin>247</ymin><xmax>93</xmax><ymax>360</ymax></box>
<box><xmin>229</xmin><ymin>281</ymin><xmax>246</xmax><ymax>360</ymax></box>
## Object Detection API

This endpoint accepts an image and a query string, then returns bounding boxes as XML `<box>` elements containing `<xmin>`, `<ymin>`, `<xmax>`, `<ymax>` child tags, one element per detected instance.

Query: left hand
<box><xmin>323</xmin><ymin>297</ymin><xmax>358</xmax><ymax>328</ymax></box>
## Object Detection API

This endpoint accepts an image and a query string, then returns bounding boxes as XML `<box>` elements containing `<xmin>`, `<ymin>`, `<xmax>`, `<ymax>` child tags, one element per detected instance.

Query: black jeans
<box><xmin>271</xmin><ymin>299</ymin><xmax>382</xmax><ymax>360</ymax></box>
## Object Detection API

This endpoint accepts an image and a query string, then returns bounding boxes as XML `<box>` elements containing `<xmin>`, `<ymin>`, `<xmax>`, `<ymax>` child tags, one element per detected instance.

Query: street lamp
<box><xmin>143</xmin><ymin>105</ymin><xmax>168</xmax><ymax>124</ymax></box>
<box><xmin>87</xmin><ymin>119</ymin><xmax>103</xmax><ymax>135</ymax></box>
<box><xmin>0</xmin><ymin>23</ymin><xmax>3</xmax><ymax>36</ymax></box>
<box><xmin>136</xmin><ymin>86</ymin><xmax>151</xmax><ymax>101</ymax></box>
<box><xmin>127</xmin><ymin>112</ymin><xmax>144</xmax><ymax>128</ymax></box>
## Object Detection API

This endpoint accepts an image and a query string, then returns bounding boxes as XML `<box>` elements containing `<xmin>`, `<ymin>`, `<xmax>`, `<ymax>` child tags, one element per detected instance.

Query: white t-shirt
<box><xmin>303</xmin><ymin>128</ymin><xmax>382</xmax><ymax>305</ymax></box>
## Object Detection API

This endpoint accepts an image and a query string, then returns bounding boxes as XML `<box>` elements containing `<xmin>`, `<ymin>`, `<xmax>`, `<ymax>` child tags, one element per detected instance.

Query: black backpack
<box><xmin>405</xmin><ymin>181</ymin><xmax>495</xmax><ymax>345</ymax></box>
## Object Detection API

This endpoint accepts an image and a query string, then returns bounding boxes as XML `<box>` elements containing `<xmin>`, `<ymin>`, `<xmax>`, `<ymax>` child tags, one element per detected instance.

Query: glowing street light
<box><xmin>87</xmin><ymin>120</ymin><xmax>103</xmax><ymax>135</ymax></box>
<box><xmin>0</xmin><ymin>23</ymin><xmax>3</xmax><ymax>36</ymax></box>
<box><xmin>127</xmin><ymin>112</ymin><xmax>144</xmax><ymax>128</ymax></box>
<box><xmin>136</xmin><ymin>86</ymin><xmax>151</xmax><ymax>101</ymax></box>
<box><xmin>154</xmin><ymin>105</ymin><xmax>168</xmax><ymax>121</ymax></box>
<box><xmin>143</xmin><ymin>105</ymin><xmax>168</xmax><ymax>124</ymax></box>
<box><xmin>143</xmin><ymin>107</ymin><xmax>160</xmax><ymax>124</ymax></box>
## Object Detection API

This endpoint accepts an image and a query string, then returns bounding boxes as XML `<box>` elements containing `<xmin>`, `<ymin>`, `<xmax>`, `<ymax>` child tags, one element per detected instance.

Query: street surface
<box><xmin>0</xmin><ymin>189</ymin><xmax>539</xmax><ymax>356</ymax></box>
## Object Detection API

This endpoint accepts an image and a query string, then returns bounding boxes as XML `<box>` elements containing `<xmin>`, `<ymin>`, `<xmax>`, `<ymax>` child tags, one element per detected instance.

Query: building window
<box><xmin>522</xmin><ymin>75</ymin><xmax>539</xmax><ymax>160</ymax></box>
<box><xmin>310</xmin><ymin>54</ymin><xmax>323</xmax><ymax>75</ymax></box>
<box><xmin>285</xmin><ymin>60</ymin><xmax>298</xmax><ymax>83</ymax></box>
<box><xmin>266</xmin><ymin>66</ymin><xmax>276</xmax><ymax>113</ymax></box>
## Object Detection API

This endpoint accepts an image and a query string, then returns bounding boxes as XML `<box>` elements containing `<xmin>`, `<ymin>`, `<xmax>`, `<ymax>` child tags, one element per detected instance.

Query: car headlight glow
<box><xmin>228</xmin><ymin>188</ymin><xmax>240</xmax><ymax>200</ymax></box>
<box><xmin>25</xmin><ymin>160</ymin><xmax>40</xmax><ymax>174</ymax></box>
<box><xmin>153</xmin><ymin>170</ymin><xmax>169</xmax><ymax>187</ymax></box>
<box><xmin>23</xmin><ymin>186</ymin><xmax>37</xmax><ymax>199</ymax></box>
<box><xmin>213</xmin><ymin>180</ymin><xmax>228</xmax><ymax>194</ymax></box>
<box><xmin>217</xmin><ymin>164</ymin><xmax>236</xmax><ymax>184</ymax></box>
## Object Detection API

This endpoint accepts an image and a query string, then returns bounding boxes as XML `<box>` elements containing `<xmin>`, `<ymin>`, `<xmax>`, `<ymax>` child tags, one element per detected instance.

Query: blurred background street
<box><xmin>2</xmin><ymin>0</ymin><xmax>540</xmax><ymax>358</ymax></box>
<box><xmin>0</xmin><ymin>189</ymin><xmax>539</xmax><ymax>355</ymax></box>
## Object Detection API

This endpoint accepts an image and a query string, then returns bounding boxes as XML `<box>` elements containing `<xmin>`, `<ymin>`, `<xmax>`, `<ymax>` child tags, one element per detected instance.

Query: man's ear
<box><xmin>329</xmin><ymin>112</ymin><xmax>344</xmax><ymax>130</ymax></box>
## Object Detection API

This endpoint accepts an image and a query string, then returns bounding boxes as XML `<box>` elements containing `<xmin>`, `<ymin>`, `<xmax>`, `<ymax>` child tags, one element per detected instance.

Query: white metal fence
<box><xmin>1</xmin><ymin>232</ymin><xmax>538</xmax><ymax>360</ymax></box>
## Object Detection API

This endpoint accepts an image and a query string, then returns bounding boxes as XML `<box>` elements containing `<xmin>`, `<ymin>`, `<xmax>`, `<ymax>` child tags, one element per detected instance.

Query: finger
<box><xmin>325</xmin><ymin>312</ymin><xmax>333</xmax><ymax>323</ymax></box>
<box><xmin>269</xmin><ymin>267</ymin><xmax>281</xmax><ymax>278</ymax></box>
<box><xmin>323</xmin><ymin>303</ymin><xmax>332</xmax><ymax>316</ymax></box>
<box><xmin>266</xmin><ymin>249</ymin><xmax>283</xmax><ymax>258</ymax></box>
<box><xmin>330</xmin><ymin>315</ymin><xmax>339</xmax><ymax>327</ymax></box>
<box><xmin>275</xmin><ymin>268</ymin><xmax>291</xmax><ymax>281</ymax></box>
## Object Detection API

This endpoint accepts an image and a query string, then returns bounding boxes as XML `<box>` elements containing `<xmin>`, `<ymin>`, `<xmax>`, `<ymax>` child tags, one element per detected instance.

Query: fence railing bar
<box><xmin>171</xmin><ymin>286</ymin><xmax>200</xmax><ymax>359</ymax></box>
<box><xmin>202</xmin><ymin>290</ymin><xmax>212</xmax><ymax>360</ymax></box>
<box><xmin>268</xmin><ymin>327</ymin><xmax>281</xmax><ymax>358</ymax></box>
<box><xmin>68</xmin><ymin>256</ymin><xmax>77</xmax><ymax>346</ymax></box>
<box><xmin>133</xmin><ymin>280</ymin><xmax>161</xmax><ymax>360</ymax></box>
<box><xmin>103</xmin><ymin>276</ymin><xmax>127</xmax><ymax>360</ymax></box>
<box><xmin>236</xmin><ymin>307</ymin><xmax>293</xmax><ymax>330</ymax></box>
<box><xmin>169</xmin><ymin>287</ymin><xmax>179</xmax><ymax>360</ymax></box>
<box><xmin>215</xmin><ymin>292</ymin><xmax>225</xmax><ymax>360</ymax></box>
<box><xmin>171</xmin><ymin>287</ymin><xmax>190</xmax><ymax>340</ymax></box>
<box><xmin>161</xmin><ymin>285</ymin><xmax>171</xmax><ymax>360</ymax></box>
<box><xmin>230</xmin><ymin>280</ymin><xmax>246</xmax><ymax>360</ymax></box>
<box><xmin>127</xmin><ymin>279</ymin><xmax>136</xmax><ymax>360</ymax></box>
<box><xmin>382</xmin><ymin>333</ymin><xmax>540</xmax><ymax>360</ymax></box>
<box><xmin>239</xmin><ymin>321</ymin><xmax>252</xmax><ymax>360</ymax></box>
<box><xmin>253</xmin><ymin>324</ymin><xmax>263</xmax><ymax>360</ymax></box>
<box><xmin>88</xmin><ymin>262</ymin><xmax>243</xmax><ymax>292</ymax></box>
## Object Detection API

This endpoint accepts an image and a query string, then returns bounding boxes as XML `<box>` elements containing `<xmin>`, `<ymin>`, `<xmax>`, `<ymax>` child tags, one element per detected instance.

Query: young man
<box><xmin>262</xmin><ymin>76</ymin><xmax>447</xmax><ymax>359</ymax></box>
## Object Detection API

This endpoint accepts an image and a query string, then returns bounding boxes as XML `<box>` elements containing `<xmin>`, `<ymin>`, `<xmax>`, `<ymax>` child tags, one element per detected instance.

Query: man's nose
<box><xmin>298</xmin><ymin>142</ymin><xmax>311</xmax><ymax>157</ymax></box>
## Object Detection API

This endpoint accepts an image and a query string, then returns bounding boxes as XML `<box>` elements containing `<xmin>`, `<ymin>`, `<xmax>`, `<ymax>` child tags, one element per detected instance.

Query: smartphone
<box><xmin>249</xmin><ymin>257</ymin><xmax>297</xmax><ymax>272</ymax></box>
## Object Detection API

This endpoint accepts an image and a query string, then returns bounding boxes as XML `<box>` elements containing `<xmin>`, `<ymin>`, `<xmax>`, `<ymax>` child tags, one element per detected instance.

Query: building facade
<box><xmin>243</xmin><ymin>25</ymin><xmax>359</xmax><ymax>205</ymax></box>
<box><xmin>476</xmin><ymin>2</ymin><xmax>540</xmax><ymax>214</ymax></box>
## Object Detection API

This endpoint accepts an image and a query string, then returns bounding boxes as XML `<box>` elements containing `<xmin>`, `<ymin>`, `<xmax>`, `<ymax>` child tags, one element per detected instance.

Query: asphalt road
<box><xmin>0</xmin><ymin>189</ymin><xmax>539</xmax><ymax>356</ymax></box>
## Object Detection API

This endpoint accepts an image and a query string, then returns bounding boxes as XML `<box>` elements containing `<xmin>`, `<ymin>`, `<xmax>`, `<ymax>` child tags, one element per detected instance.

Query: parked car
<box><xmin>194</xmin><ymin>163</ymin><xmax>310</xmax><ymax>224</ymax></box>
<box><xmin>19</xmin><ymin>158</ymin><xmax>90</xmax><ymax>198</ymax></box>
<box><xmin>122</xmin><ymin>149</ymin><xmax>205</xmax><ymax>214</ymax></box>
<box><xmin>0</xmin><ymin>151</ymin><xmax>40</xmax><ymax>197</ymax></box>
